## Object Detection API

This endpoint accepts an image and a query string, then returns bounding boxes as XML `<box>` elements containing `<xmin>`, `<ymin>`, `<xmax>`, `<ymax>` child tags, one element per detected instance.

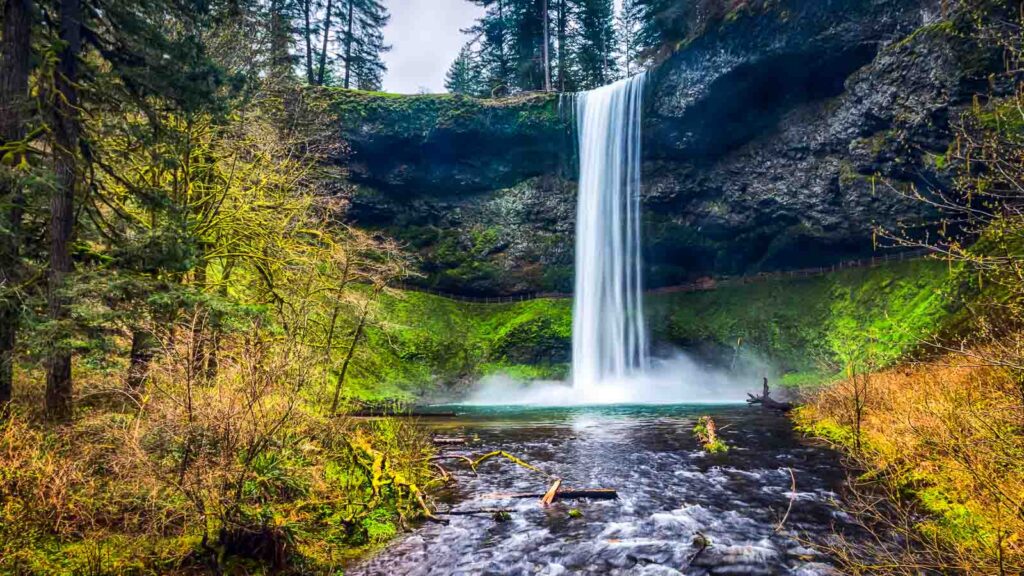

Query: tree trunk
<box><xmin>268</xmin><ymin>0</ymin><xmax>291</xmax><ymax>76</ymax></box>
<box><xmin>541</xmin><ymin>0</ymin><xmax>551</xmax><ymax>92</ymax></box>
<box><xmin>126</xmin><ymin>328</ymin><xmax>157</xmax><ymax>394</ymax></box>
<box><xmin>302</xmin><ymin>0</ymin><xmax>314</xmax><ymax>83</ymax></box>
<box><xmin>497</xmin><ymin>0</ymin><xmax>508</xmax><ymax>92</ymax></box>
<box><xmin>46</xmin><ymin>0</ymin><xmax>81</xmax><ymax>422</ymax></box>
<box><xmin>343</xmin><ymin>0</ymin><xmax>354</xmax><ymax>89</ymax></box>
<box><xmin>330</xmin><ymin>292</ymin><xmax>374</xmax><ymax>415</ymax></box>
<box><xmin>189</xmin><ymin>252</ymin><xmax>207</xmax><ymax>382</ymax></box>
<box><xmin>556</xmin><ymin>0</ymin><xmax>566</xmax><ymax>91</ymax></box>
<box><xmin>205</xmin><ymin>264</ymin><xmax>231</xmax><ymax>381</ymax></box>
<box><xmin>0</xmin><ymin>0</ymin><xmax>31</xmax><ymax>410</ymax></box>
<box><xmin>316</xmin><ymin>0</ymin><xmax>333</xmax><ymax>85</ymax></box>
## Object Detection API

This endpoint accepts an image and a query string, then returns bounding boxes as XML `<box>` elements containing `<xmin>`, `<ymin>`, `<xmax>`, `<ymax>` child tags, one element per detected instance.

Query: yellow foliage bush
<box><xmin>798</xmin><ymin>350</ymin><xmax>1024</xmax><ymax>574</ymax></box>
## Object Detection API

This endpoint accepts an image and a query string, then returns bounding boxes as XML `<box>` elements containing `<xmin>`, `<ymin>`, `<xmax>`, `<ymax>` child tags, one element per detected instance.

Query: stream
<box><xmin>349</xmin><ymin>405</ymin><xmax>857</xmax><ymax>575</ymax></box>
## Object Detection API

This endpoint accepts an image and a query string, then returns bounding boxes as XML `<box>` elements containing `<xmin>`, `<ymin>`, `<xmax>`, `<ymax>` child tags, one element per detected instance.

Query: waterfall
<box><xmin>571</xmin><ymin>73</ymin><xmax>648</xmax><ymax>389</ymax></box>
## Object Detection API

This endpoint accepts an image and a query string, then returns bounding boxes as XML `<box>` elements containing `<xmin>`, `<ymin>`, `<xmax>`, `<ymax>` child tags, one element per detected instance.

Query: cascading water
<box><xmin>470</xmin><ymin>73</ymin><xmax>752</xmax><ymax>406</ymax></box>
<box><xmin>571</xmin><ymin>73</ymin><xmax>648</xmax><ymax>390</ymax></box>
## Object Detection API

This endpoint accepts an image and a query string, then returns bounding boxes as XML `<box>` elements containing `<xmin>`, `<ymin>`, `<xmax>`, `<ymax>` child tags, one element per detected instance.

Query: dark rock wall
<box><xmin>332</xmin><ymin>0</ymin><xmax>995</xmax><ymax>296</ymax></box>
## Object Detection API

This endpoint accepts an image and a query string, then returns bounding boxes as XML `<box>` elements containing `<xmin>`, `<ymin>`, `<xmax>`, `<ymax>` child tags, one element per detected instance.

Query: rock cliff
<box><xmin>328</xmin><ymin>0</ymin><xmax>995</xmax><ymax>296</ymax></box>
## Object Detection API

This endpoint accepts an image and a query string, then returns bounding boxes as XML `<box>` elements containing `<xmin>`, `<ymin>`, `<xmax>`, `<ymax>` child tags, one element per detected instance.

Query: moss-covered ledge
<box><xmin>315</xmin><ymin>87</ymin><xmax>572</xmax><ymax>195</ymax></box>
<box><xmin>325</xmin><ymin>89</ymin><xmax>564</xmax><ymax>139</ymax></box>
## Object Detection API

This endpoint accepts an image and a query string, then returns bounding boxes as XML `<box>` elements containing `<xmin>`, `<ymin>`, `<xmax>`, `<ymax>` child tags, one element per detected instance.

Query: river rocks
<box><xmin>330</xmin><ymin>0</ymin><xmax>996</xmax><ymax>296</ymax></box>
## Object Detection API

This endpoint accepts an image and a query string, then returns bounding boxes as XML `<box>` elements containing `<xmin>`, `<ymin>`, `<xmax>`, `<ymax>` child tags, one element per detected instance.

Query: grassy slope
<box><xmin>649</xmin><ymin>259</ymin><xmax>956</xmax><ymax>383</ymax></box>
<box><xmin>347</xmin><ymin>259</ymin><xmax>955</xmax><ymax>400</ymax></box>
<box><xmin>348</xmin><ymin>294</ymin><xmax>572</xmax><ymax>400</ymax></box>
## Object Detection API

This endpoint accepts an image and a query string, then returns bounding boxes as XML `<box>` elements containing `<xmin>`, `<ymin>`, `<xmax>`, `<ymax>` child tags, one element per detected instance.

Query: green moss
<box><xmin>888</xmin><ymin>19</ymin><xmax>958</xmax><ymax>52</ymax></box>
<box><xmin>346</xmin><ymin>292</ymin><xmax>572</xmax><ymax>401</ymax></box>
<box><xmin>648</xmin><ymin>259</ymin><xmax>955</xmax><ymax>377</ymax></box>
<box><xmin>318</xmin><ymin>87</ymin><xmax>565</xmax><ymax>140</ymax></box>
<box><xmin>343</xmin><ymin>260</ymin><xmax>958</xmax><ymax>401</ymax></box>
<box><xmin>794</xmin><ymin>409</ymin><xmax>858</xmax><ymax>448</ymax></box>
<box><xmin>693</xmin><ymin>416</ymin><xmax>729</xmax><ymax>453</ymax></box>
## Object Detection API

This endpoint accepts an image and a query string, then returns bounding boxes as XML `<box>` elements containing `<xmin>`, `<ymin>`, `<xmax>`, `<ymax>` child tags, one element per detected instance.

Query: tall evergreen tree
<box><xmin>555</xmin><ymin>0</ymin><xmax>569</xmax><ymax>91</ymax></box>
<box><xmin>0</xmin><ymin>0</ymin><xmax>32</xmax><ymax>411</ymax></box>
<box><xmin>464</xmin><ymin>0</ymin><xmax>513</xmax><ymax>96</ymax></box>
<box><xmin>458</xmin><ymin>0</ymin><xmax>618</xmax><ymax>95</ymax></box>
<box><xmin>445</xmin><ymin>44</ymin><xmax>484</xmax><ymax>95</ymax></box>
<box><xmin>570</xmin><ymin>0</ymin><xmax>617</xmax><ymax>88</ymax></box>
<box><xmin>46</xmin><ymin>0</ymin><xmax>83</xmax><ymax>421</ymax></box>
<box><xmin>316</xmin><ymin>0</ymin><xmax>334</xmax><ymax>84</ymax></box>
<box><xmin>617</xmin><ymin>0</ymin><xmax>644</xmax><ymax>76</ymax></box>
<box><xmin>335</xmin><ymin>0</ymin><xmax>390</xmax><ymax>89</ymax></box>
<box><xmin>509</xmin><ymin>0</ymin><xmax>546</xmax><ymax>91</ymax></box>
<box><xmin>268</xmin><ymin>0</ymin><xmax>299</xmax><ymax>79</ymax></box>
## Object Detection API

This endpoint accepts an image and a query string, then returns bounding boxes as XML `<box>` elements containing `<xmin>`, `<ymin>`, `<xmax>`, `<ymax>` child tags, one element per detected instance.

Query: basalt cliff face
<box><xmin>327</xmin><ymin>0</ymin><xmax>995</xmax><ymax>296</ymax></box>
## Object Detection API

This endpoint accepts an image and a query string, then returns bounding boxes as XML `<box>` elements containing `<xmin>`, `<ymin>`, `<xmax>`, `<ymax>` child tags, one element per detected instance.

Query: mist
<box><xmin>463</xmin><ymin>349</ymin><xmax>770</xmax><ymax>406</ymax></box>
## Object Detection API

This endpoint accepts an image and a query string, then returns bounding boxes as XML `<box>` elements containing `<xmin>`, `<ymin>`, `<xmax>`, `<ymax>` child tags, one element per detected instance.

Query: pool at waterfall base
<box><xmin>349</xmin><ymin>405</ymin><xmax>858</xmax><ymax>576</ymax></box>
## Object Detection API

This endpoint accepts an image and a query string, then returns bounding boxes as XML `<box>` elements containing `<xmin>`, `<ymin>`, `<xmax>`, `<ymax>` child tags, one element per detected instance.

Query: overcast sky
<box><xmin>381</xmin><ymin>0</ymin><xmax>623</xmax><ymax>94</ymax></box>
<box><xmin>381</xmin><ymin>0</ymin><xmax>484</xmax><ymax>94</ymax></box>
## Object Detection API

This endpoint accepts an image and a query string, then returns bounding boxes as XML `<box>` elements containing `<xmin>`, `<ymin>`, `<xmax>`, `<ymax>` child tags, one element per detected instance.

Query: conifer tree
<box><xmin>445</xmin><ymin>45</ymin><xmax>484</xmax><ymax>95</ymax></box>
<box><xmin>335</xmin><ymin>0</ymin><xmax>390</xmax><ymax>89</ymax></box>
<box><xmin>458</xmin><ymin>0</ymin><xmax>618</xmax><ymax>94</ymax></box>
<box><xmin>617</xmin><ymin>0</ymin><xmax>644</xmax><ymax>75</ymax></box>
<box><xmin>0</xmin><ymin>0</ymin><xmax>32</xmax><ymax>410</ymax></box>
<box><xmin>46</xmin><ymin>0</ymin><xmax>83</xmax><ymax>421</ymax></box>
<box><xmin>464</xmin><ymin>0</ymin><xmax>513</xmax><ymax>96</ymax></box>
<box><xmin>510</xmin><ymin>0</ymin><xmax>547</xmax><ymax>91</ymax></box>
<box><xmin>571</xmin><ymin>0</ymin><xmax>617</xmax><ymax>87</ymax></box>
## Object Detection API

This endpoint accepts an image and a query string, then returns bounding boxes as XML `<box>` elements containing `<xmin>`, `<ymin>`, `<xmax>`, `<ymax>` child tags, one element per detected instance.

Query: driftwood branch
<box><xmin>774</xmin><ymin>467</ymin><xmax>798</xmax><ymax>533</ymax></box>
<box><xmin>747</xmin><ymin>377</ymin><xmax>794</xmax><ymax>412</ymax></box>
<box><xmin>436</xmin><ymin>508</ymin><xmax>515</xmax><ymax>516</ymax></box>
<box><xmin>541</xmin><ymin>478</ymin><xmax>563</xmax><ymax>507</ymax></box>
<box><xmin>471</xmin><ymin>450</ymin><xmax>550</xmax><ymax>478</ymax></box>
<box><xmin>484</xmin><ymin>488</ymin><xmax>619</xmax><ymax>501</ymax></box>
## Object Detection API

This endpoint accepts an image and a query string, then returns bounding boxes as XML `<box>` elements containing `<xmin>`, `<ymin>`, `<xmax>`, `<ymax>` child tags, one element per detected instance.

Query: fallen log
<box><xmin>350</xmin><ymin>410</ymin><xmax>458</xmax><ymax>418</ymax></box>
<box><xmin>432</xmin><ymin>436</ymin><xmax>469</xmax><ymax>445</ymax></box>
<box><xmin>485</xmin><ymin>488</ymin><xmax>618</xmax><ymax>501</ymax></box>
<box><xmin>747</xmin><ymin>377</ymin><xmax>794</xmax><ymax>412</ymax></box>
<box><xmin>436</xmin><ymin>508</ymin><xmax>515</xmax><ymax>516</ymax></box>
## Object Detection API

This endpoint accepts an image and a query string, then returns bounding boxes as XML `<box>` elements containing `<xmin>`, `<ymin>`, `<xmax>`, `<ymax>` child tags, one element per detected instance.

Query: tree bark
<box><xmin>268</xmin><ymin>0</ymin><xmax>292</xmax><ymax>76</ymax></box>
<box><xmin>330</xmin><ymin>290</ymin><xmax>375</xmax><ymax>415</ymax></box>
<box><xmin>496</xmin><ymin>0</ymin><xmax>508</xmax><ymax>92</ymax></box>
<box><xmin>316</xmin><ymin>0</ymin><xmax>333</xmax><ymax>85</ymax></box>
<box><xmin>0</xmin><ymin>0</ymin><xmax>31</xmax><ymax>410</ymax></box>
<box><xmin>556</xmin><ymin>0</ymin><xmax>566</xmax><ymax>91</ymax></box>
<box><xmin>302</xmin><ymin>0</ymin><xmax>314</xmax><ymax>83</ymax></box>
<box><xmin>541</xmin><ymin>0</ymin><xmax>551</xmax><ymax>92</ymax></box>
<box><xmin>126</xmin><ymin>328</ymin><xmax>157</xmax><ymax>394</ymax></box>
<box><xmin>189</xmin><ymin>252</ymin><xmax>207</xmax><ymax>382</ymax></box>
<box><xmin>46</xmin><ymin>0</ymin><xmax>81</xmax><ymax>422</ymax></box>
<box><xmin>342</xmin><ymin>0</ymin><xmax>354</xmax><ymax>89</ymax></box>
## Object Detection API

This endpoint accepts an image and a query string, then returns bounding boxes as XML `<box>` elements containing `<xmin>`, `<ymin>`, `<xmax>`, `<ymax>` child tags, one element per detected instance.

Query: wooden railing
<box><xmin>397</xmin><ymin>248</ymin><xmax>932</xmax><ymax>304</ymax></box>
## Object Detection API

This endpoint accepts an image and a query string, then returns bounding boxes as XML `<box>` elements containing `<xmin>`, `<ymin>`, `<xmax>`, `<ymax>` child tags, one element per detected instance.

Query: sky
<box><xmin>381</xmin><ymin>0</ymin><xmax>485</xmax><ymax>94</ymax></box>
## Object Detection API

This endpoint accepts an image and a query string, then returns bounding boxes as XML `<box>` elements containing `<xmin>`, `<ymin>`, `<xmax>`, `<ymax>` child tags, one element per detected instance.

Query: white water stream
<box><xmin>571</xmin><ymin>73</ymin><xmax>649</xmax><ymax>390</ymax></box>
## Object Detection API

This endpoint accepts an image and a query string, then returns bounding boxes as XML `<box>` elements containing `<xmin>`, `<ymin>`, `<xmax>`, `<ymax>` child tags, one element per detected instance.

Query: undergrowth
<box><xmin>0</xmin><ymin>328</ymin><xmax>436</xmax><ymax>575</ymax></box>
<box><xmin>796</xmin><ymin>352</ymin><xmax>1024</xmax><ymax>573</ymax></box>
